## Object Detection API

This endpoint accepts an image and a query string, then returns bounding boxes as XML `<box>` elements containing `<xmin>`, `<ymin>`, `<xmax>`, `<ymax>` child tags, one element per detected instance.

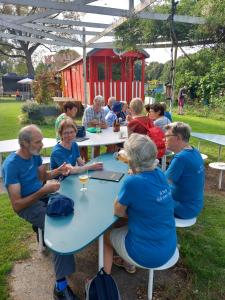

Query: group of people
<box><xmin>2</xmin><ymin>95</ymin><xmax>205</xmax><ymax>300</ymax></box>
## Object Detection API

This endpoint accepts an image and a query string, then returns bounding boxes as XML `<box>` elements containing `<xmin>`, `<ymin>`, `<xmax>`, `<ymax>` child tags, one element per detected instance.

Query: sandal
<box><xmin>113</xmin><ymin>256</ymin><xmax>136</xmax><ymax>274</ymax></box>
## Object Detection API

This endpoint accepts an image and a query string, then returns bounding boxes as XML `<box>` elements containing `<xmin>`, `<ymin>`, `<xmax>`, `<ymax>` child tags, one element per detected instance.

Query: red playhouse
<box><xmin>58</xmin><ymin>48</ymin><xmax>149</xmax><ymax>105</ymax></box>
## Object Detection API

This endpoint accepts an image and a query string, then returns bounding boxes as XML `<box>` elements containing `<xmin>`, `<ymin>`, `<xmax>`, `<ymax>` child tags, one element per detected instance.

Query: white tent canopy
<box><xmin>17</xmin><ymin>78</ymin><xmax>33</xmax><ymax>84</ymax></box>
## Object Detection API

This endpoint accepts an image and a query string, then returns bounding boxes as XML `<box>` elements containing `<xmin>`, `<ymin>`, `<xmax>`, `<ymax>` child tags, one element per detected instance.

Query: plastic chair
<box><xmin>141</xmin><ymin>247</ymin><xmax>179</xmax><ymax>300</ymax></box>
<box><xmin>175</xmin><ymin>217</ymin><xmax>197</xmax><ymax>227</ymax></box>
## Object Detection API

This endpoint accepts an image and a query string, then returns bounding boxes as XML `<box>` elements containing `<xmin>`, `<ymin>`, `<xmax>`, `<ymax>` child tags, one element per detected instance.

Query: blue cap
<box><xmin>46</xmin><ymin>193</ymin><xmax>74</xmax><ymax>217</ymax></box>
<box><xmin>112</xmin><ymin>102</ymin><xmax>122</xmax><ymax>113</ymax></box>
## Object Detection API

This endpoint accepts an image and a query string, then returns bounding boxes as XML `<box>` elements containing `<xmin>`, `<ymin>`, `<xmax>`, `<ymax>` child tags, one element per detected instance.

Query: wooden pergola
<box><xmin>0</xmin><ymin>0</ymin><xmax>206</xmax><ymax>106</ymax></box>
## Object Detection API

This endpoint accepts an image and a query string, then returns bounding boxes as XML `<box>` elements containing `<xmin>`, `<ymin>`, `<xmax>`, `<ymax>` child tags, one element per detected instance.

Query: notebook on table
<box><xmin>75</xmin><ymin>137</ymin><xmax>89</xmax><ymax>142</ymax></box>
<box><xmin>90</xmin><ymin>170</ymin><xmax>124</xmax><ymax>182</ymax></box>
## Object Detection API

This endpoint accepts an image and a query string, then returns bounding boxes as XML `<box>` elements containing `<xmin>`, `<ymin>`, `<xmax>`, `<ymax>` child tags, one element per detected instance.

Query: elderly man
<box><xmin>103</xmin><ymin>96</ymin><xmax>116</xmax><ymax>117</ymax></box>
<box><xmin>55</xmin><ymin>101</ymin><xmax>78</xmax><ymax>141</ymax></box>
<box><xmin>2</xmin><ymin>125</ymin><xmax>78</xmax><ymax>300</ymax></box>
<box><xmin>164</xmin><ymin>122</ymin><xmax>205</xmax><ymax>219</ymax></box>
<box><xmin>82</xmin><ymin>95</ymin><xmax>107</xmax><ymax>156</ymax></box>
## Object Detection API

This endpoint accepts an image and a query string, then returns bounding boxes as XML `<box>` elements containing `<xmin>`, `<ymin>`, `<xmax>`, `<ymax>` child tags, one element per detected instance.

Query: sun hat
<box><xmin>46</xmin><ymin>193</ymin><xmax>74</xmax><ymax>217</ymax></box>
<box><xmin>112</xmin><ymin>102</ymin><xmax>122</xmax><ymax>113</ymax></box>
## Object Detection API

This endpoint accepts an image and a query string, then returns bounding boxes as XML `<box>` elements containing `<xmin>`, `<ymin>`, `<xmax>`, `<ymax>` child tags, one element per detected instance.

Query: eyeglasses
<box><xmin>164</xmin><ymin>134</ymin><xmax>177</xmax><ymax>139</ymax></box>
<box><xmin>62</xmin><ymin>130</ymin><xmax>76</xmax><ymax>136</ymax></box>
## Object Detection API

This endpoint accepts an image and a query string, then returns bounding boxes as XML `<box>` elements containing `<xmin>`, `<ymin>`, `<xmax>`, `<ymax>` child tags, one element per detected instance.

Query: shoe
<box><xmin>113</xmin><ymin>256</ymin><xmax>136</xmax><ymax>274</ymax></box>
<box><xmin>53</xmin><ymin>285</ymin><xmax>79</xmax><ymax>300</ymax></box>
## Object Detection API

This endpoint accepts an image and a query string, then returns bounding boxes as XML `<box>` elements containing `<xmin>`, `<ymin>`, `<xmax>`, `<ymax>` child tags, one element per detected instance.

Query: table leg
<box><xmin>0</xmin><ymin>154</ymin><xmax>2</xmax><ymax>177</ymax></box>
<box><xmin>218</xmin><ymin>145</ymin><xmax>222</xmax><ymax>161</ymax></box>
<box><xmin>98</xmin><ymin>234</ymin><xmax>104</xmax><ymax>271</ymax></box>
<box><xmin>91</xmin><ymin>146</ymin><xmax>94</xmax><ymax>159</ymax></box>
<box><xmin>218</xmin><ymin>170</ymin><xmax>223</xmax><ymax>190</ymax></box>
<box><xmin>197</xmin><ymin>141</ymin><xmax>201</xmax><ymax>151</ymax></box>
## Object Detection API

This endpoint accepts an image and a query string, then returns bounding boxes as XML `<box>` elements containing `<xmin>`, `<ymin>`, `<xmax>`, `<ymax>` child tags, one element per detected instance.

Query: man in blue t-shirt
<box><xmin>164</xmin><ymin>122</ymin><xmax>205</xmax><ymax>219</ymax></box>
<box><xmin>2</xmin><ymin>125</ymin><xmax>78</xmax><ymax>300</ymax></box>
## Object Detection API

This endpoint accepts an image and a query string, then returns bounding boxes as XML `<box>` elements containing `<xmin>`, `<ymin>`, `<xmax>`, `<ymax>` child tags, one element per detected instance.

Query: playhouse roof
<box><xmin>58</xmin><ymin>48</ymin><xmax>149</xmax><ymax>72</ymax></box>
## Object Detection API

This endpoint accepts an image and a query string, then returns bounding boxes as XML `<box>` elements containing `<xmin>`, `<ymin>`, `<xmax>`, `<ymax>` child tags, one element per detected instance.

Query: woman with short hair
<box><xmin>127</xmin><ymin>98</ymin><xmax>154</xmax><ymax>136</ymax></box>
<box><xmin>50</xmin><ymin>118</ymin><xmax>103</xmax><ymax>174</ymax></box>
<box><xmin>104</xmin><ymin>133</ymin><xmax>177</xmax><ymax>274</ymax></box>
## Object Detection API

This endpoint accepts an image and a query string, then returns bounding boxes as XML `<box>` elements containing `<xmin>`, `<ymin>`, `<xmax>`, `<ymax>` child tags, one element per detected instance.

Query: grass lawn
<box><xmin>0</xmin><ymin>102</ymin><xmax>225</xmax><ymax>299</ymax></box>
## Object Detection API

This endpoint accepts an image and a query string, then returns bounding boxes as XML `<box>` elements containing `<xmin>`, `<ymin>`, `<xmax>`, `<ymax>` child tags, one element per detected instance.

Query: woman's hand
<box><xmin>58</xmin><ymin>162</ymin><xmax>71</xmax><ymax>176</ymax></box>
<box><xmin>89</xmin><ymin>162</ymin><xmax>103</xmax><ymax>171</ymax></box>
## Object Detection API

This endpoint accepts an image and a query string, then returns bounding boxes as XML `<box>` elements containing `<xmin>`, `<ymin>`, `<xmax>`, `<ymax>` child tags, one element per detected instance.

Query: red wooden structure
<box><xmin>58</xmin><ymin>48</ymin><xmax>149</xmax><ymax>104</ymax></box>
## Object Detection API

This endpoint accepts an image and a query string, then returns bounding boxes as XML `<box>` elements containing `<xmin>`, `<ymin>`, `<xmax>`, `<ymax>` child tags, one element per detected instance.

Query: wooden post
<box><xmin>82</xmin><ymin>27</ymin><xmax>87</xmax><ymax>107</ymax></box>
<box><xmin>171</xmin><ymin>46</ymin><xmax>178</xmax><ymax>113</ymax></box>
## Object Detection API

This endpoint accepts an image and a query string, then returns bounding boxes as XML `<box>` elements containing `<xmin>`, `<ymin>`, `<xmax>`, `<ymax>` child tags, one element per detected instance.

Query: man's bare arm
<box><xmin>114</xmin><ymin>198</ymin><xmax>127</xmax><ymax>218</ymax></box>
<box><xmin>7</xmin><ymin>181</ymin><xmax>60</xmax><ymax>213</ymax></box>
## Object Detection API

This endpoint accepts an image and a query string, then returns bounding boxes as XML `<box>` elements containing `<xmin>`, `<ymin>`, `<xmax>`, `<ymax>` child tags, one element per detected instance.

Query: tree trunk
<box><xmin>25</xmin><ymin>50</ymin><xmax>35</xmax><ymax>77</ymax></box>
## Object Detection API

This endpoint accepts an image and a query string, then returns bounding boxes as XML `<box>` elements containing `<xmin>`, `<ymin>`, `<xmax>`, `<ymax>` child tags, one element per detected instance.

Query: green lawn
<box><xmin>0</xmin><ymin>102</ymin><xmax>225</xmax><ymax>299</ymax></box>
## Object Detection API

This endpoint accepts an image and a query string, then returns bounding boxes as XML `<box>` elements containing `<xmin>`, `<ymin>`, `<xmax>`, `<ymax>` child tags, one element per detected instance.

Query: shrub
<box><xmin>21</xmin><ymin>101</ymin><xmax>60</xmax><ymax>124</ymax></box>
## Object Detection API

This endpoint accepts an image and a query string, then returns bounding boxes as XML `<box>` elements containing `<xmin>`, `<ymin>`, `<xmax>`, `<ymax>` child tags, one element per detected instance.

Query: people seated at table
<box><xmin>55</xmin><ymin>101</ymin><xmax>88</xmax><ymax>162</ymax></box>
<box><xmin>55</xmin><ymin>101</ymin><xmax>78</xmax><ymax>142</ymax></box>
<box><xmin>104</xmin><ymin>133</ymin><xmax>177</xmax><ymax>274</ymax></box>
<box><xmin>103</xmin><ymin>96</ymin><xmax>116</xmax><ymax>116</ymax></box>
<box><xmin>164</xmin><ymin>122</ymin><xmax>205</xmax><ymax>219</ymax></box>
<box><xmin>127</xmin><ymin>97</ymin><xmax>154</xmax><ymax>136</ymax></box>
<box><xmin>117</xmin><ymin>101</ymin><xmax>130</xmax><ymax>123</ymax></box>
<box><xmin>51</xmin><ymin>118</ymin><xmax>103</xmax><ymax>174</ymax></box>
<box><xmin>82</xmin><ymin>95</ymin><xmax>108</xmax><ymax>157</ymax></box>
<box><xmin>105</xmin><ymin>102</ymin><xmax>122</xmax><ymax>127</ymax></box>
<box><xmin>2</xmin><ymin>125</ymin><xmax>78</xmax><ymax>300</ymax></box>
<box><xmin>160</xmin><ymin>101</ymin><xmax>172</xmax><ymax>122</ymax></box>
<box><xmin>148</xmin><ymin>103</ymin><xmax>171</xmax><ymax>131</ymax></box>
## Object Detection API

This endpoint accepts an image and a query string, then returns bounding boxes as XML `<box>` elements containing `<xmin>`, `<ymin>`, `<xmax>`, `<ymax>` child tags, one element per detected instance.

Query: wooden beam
<box><xmin>0</xmin><ymin>18</ymin><xmax>82</xmax><ymax>46</ymax></box>
<box><xmin>0</xmin><ymin>31</ymin><xmax>75</xmax><ymax>46</ymax></box>
<box><xmin>86</xmin><ymin>0</ymin><xmax>155</xmax><ymax>46</ymax></box>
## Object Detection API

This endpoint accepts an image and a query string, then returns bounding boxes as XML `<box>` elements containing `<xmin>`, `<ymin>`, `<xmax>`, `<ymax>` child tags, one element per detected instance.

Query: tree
<box><xmin>145</xmin><ymin>62</ymin><xmax>164</xmax><ymax>81</ymax></box>
<box><xmin>115</xmin><ymin>0</ymin><xmax>225</xmax><ymax>50</ymax></box>
<box><xmin>0</xmin><ymin>4</ymin><xmax>79</xmax><ymax>77</ymax></box>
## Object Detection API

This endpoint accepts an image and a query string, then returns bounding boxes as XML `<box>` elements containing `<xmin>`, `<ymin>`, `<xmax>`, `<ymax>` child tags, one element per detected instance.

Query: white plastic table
<box><xmin>0</xmin><ymin>138</ymin><xmax>56</xmax><ymax>177</ymax></box>
<box><xmin>209</xmin><ymin>162</ymin><xmax>225</xmax><ymax>190</ymax></box>
<box><xmin>191</xmin><ymin>132</ymin><xmax>225</xmax><ymax>160</ymax></box>
<box><xmin>76</xmin><ymin>126</ymin><xmax>128</xmax><ymax>158</ymax></box>
<box><xmin>44</xmin><ymin>153</ymin><xmax>128</xmax><ymax>270</ymax></box>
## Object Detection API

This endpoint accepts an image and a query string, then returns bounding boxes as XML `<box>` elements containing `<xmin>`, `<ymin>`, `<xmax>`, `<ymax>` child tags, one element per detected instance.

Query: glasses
<box><xmin>62</xmin><ymin>130</ymin><xmax>76</xmax><ymax>136</ymax></box>
<box><xmin>164</xmin><ymin>134</ymin><xmax>177</xmax><ymax>139</ymax></box>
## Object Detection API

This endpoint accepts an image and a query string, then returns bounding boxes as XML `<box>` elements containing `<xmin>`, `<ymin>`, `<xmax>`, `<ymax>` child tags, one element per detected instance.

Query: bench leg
<box><xmin>38</xmin><ymin>228</ymin><xmax>45</xmax><ymax>252</ymax></box>
<box><xmin>219</xmin><ymin>170</ymin><xmax>223</xmax><ymax>190</ymax></box>
<box><xmin>98</xmin><ymin>234</ymin><xmax>104</xmax><ymax>271</ymax></box>
<box><xmin>148</xmin><ymin>269</ymin><xmax>154</xmax><ymax>300</ymax></box>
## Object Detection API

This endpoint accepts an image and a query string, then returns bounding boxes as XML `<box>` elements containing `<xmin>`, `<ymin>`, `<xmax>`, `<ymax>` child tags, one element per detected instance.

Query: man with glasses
<box><xmin>164</xmin><ymin>122</ymin><xmax>205</xmax><ymax>219</ymax></box>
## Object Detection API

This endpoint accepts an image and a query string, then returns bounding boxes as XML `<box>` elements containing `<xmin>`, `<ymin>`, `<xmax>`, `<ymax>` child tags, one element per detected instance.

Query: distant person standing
<box><xmin>177</xmin><ymin>86</ymin><xmax>187</xmax><ymax>115</ymax></box>
<box><xmin>15</xmin><ymin>89</ymin><xmax>21</xmax><ymax>101</ymax></box>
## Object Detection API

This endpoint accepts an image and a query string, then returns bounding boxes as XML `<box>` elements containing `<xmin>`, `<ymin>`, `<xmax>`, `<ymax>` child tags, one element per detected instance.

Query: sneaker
<box><xmin>113</xmin><ymin>256</ymin><xmax>136</xmax><ymax>274</ymax></box>
<box><xmin>53</xmin><ymin>285</ymin><xmax>79</xmax><ymax>300</ymax></box>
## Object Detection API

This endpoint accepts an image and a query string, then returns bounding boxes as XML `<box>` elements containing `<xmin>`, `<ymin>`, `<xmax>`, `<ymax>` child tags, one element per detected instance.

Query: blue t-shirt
<box><xmin>2</xmin><ymin>152</ymin><xmax>43</xmax><ymax>197</ymax></box>
<box><xmin>165</xmin><ymin>147</ymin><xmax>205</xmax><ymax>219</ymax></box>
<box><xmin>118</xmin><ymin>168</ymin><xmax>177</xmax><ymax>268</ymax></box>
<box><xmin>50</xmin><ymin>142</ymin><xmax>80</xmax><ymax>170</ymax></box>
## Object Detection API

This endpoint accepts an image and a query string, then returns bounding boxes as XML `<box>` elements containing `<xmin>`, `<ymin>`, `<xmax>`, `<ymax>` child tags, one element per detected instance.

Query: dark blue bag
<box><xmin>85</xmin><ymin>268</ymin><xmax>121</xmax><ymax>300</ymax></box>
<box><xmin>76</xmin><ymin>125</ymin><xmax>86</xmax><ymax>138</ymax></box>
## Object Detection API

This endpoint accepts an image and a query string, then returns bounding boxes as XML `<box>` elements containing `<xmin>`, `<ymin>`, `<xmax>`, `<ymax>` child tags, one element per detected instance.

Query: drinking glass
<box><xmin>79</xmin><ymin>171</ymin><xmax>89</xmax><ymax>192</ymax></box>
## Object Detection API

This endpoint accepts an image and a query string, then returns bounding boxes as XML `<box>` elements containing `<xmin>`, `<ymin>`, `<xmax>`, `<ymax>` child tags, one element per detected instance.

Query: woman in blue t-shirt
<box><xmin>51</xmin><ymin>118</ymin><xmax>103</xmax><ymax>174</ymax></box>
<box><xmin>104</xmin><ymin>133</ymin><xmax>177</xmax><ymax>274</ymax></box>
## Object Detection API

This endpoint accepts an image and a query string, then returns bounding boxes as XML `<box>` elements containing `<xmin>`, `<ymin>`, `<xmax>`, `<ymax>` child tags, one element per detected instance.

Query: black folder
<box><xmin>90</xmin><ymin>170</ymin><xmax>124</xmax><ymax>182</ymax></box>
